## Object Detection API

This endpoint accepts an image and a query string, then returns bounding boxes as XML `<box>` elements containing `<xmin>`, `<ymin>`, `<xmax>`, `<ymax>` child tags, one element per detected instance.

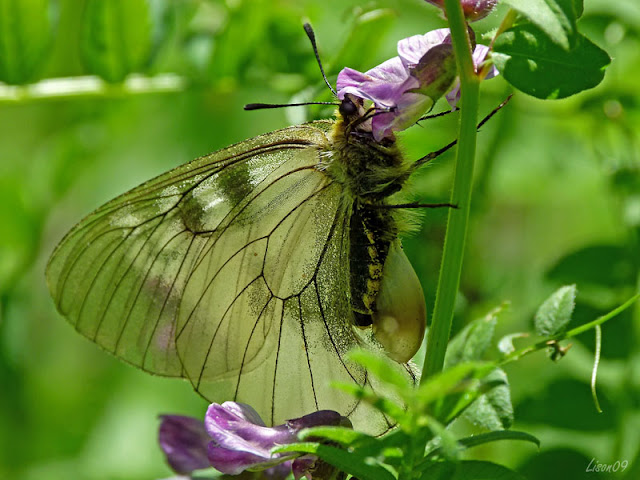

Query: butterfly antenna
<box><xmin>417</xmin><ymin>108</ymin><xmax>458</xmax><ymax>123</ymax></box>
<box><xmin>244</xmin><ymin>101</ymin><xmax>339</xmax><ymax>111</ymax></box>
<box><xmin>411</xmin><ymin>94</ymin><xmax>513</xmax><ymax>171</ymax></box>
<box><xmin>243</xmin><ymin>23</ymin><xmax>341</xmax><ymax>111</ymax></box>
<box><xmin>303</xmin><ymin>22</ymin><xmax>337</xmax><ymax>97</ymax></box>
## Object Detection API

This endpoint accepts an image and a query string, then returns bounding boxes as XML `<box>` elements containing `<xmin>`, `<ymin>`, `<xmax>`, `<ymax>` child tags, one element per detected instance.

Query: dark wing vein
<box><xmin>47</xmin><ymin>124</ymin><xmax>331</xmax><ymax>377</ymax></box>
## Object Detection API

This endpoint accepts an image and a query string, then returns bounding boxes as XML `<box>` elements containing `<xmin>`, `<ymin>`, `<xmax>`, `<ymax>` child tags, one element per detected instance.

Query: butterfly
<box><xmin>46</xmin><ymin>24</ymin><xmax>467</xmax><ymax>436</ymax></box>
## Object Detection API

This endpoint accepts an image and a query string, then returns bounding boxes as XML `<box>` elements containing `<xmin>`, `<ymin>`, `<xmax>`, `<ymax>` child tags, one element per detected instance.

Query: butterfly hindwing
<box><xmin>47</xmin><ymin>119</ymin><xmax>416</xmax><ymax>434</ymax></box>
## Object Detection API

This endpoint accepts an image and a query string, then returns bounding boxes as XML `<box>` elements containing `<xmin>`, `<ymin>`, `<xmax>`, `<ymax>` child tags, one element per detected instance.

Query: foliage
<box><xmin>1</xmin><ymin>0</ymin><xmax>639</xmax><ymax>479</ymax></box>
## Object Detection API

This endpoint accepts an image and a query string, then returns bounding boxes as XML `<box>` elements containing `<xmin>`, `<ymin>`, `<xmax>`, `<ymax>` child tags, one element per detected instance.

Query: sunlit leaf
<box><xmin>463</xmin><ymin>368</ymin><xmax>514</xmax><ymax>430</ymax></box>
<box><xmin>534</xmin><ymin>285</ymin><xmax>577</xmax><ymax>336</ymax></box>
<box><xmin>0</xmin><ymin>0</ymin><xmax>53</xmax><ymax>84</ymax></box>
<box><xmin>493</xmin><ymin>25</ymin><xmax>610</xmax><ymax>99</ymax></box>
<box><xmin>81</xmin><ymin>0</ymin><xmax>155</xmax><ymax>82</ymax></box>
<box><xmin>445</xmin><ymin>306</ymin><xmax>505</xmax><ymax>367</ymax></box>
<box><xmin>500</xmin><ymin>0</ymin><xmax>577</xmax><ymax>49</ymax></box>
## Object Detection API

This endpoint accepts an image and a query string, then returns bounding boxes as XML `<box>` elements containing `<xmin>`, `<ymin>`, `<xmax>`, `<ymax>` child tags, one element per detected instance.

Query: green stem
<box><xmin>422</xmin><ymin>0</ymin><xmax>481</xmax><ymax>382</ymax></box>
<box><xmin>0</xmin><ymin>73</ymin><xmax>186</xmax><ymax>103</ymax></box>
<box><xmin>500</xmin><ymin>293</ymin><xmax>640</xmax><ymax>365</ymax></box>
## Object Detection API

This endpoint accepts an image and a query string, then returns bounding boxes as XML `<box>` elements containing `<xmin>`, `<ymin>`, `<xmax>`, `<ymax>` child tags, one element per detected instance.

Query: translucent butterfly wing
<box><xmin>47</xmin><ymin>120</ymin><xmax>414</xmax><ymax>434</ymax></box>
<box><xmin>46</xmin><ymin>124</ymin><xmax>331</xmax><ymax>377</ymax></box>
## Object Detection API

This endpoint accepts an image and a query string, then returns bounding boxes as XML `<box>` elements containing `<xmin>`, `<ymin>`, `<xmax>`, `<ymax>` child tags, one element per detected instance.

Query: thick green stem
<box><xmin>421</xmin><ymin>1</ymin><xmax>481</xmax><ymax>382</ymax></box>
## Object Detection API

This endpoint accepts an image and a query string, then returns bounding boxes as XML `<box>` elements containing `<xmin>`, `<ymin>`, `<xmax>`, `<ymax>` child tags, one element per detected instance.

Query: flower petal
<box><xmin>292</xmin><ymin>455</ymin><xmax>317</xmax><ymax>480</ymax></box>
<box><xmin>220</xmin><ymin>401</ymin><xmax>266</xmax><ymax>426</ymax></box>
<box><xmin>285</xmin><ymin>410</ymin><xmax>346</xmax><ymax>431</ymax></box>
<box><xmin>158</xmin><ymin>415</ymin><xmax>211</xmax><ymax>474</ymax></box>
<box><xmin>398</xmin><ymin>29</ymin><xmax>451</xmax><ymax>66</ymax></box>
<box><xmin>205</xmin><ymin>403</ymin><xmax>295</xmax><ymax>453</ymax></box>
<box><xmin>207</xmin><ymin>443</ymin><xmax>288</xmax><ymax>475</ymax></box>
<box><xmin>371</xmin><ymin>92</ymin><xmax>433</xmax><ymax>141</ymax></box>
<box><xmin>473</xmin><ymin>44</ymin><xmax>498</xmax><ymax>80</ymax></box>
<box><xmin>337</xmin><ymin>57</ymin><xmax>414</xmax><ymax>109</ymax></box>
<box><xmin>445</xmin><ymin>44</ymin><xmax>498</xmax><ymax>107</ymax></box>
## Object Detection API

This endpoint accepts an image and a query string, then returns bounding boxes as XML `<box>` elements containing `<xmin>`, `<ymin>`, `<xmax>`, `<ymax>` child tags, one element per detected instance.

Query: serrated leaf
<box><xmin>463</xmin><ymin>368</ymin><xmax>514</xmax><ymax>430</ymax></box>
<box><xmin>445</xmin><ymin>306</ymin><xmax>504</xmax><ymax>367</ymax></box>
<box><xmin>274</xmin><ymin>443</ymin><xmax>396</xmax><ymax>480</ymax></box>
<box><xmin>501</xmin><ymin>0</ymin><xmax>576</xmax><ymax>49</ymax></box>
<box><xmin>534</xmin><ymin>285</ymin><xmax>577</xmax><ymax>336</ymax></box>
<box><xmin>492</xmin><ymin>25</ymin><xmax>610</xmax><ymax>99</ymax></box>
<box><xmin>0</xmin><ymin>0</ymin><xmax>53</xmax><ymax>84</ymax></box>
<box><xmin>81</xmin><ymin>0</ymin><xmax>154</xmax><ymax>83</ymax></box>
<box><xmin>418</xmin><ymin>460</ymin><xmax>527</xmax><ymax>480</ymax></box>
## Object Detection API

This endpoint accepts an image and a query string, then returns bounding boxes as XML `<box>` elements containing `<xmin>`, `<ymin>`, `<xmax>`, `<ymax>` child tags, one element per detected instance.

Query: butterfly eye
<box><xmin>339</xmin><ymin>97</ymin><xmax>358</xmax><ymax>118</ymax></box>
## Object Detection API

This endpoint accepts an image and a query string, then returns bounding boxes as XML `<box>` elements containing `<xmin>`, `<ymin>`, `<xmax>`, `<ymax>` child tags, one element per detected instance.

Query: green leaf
<box><xmin>492</xmin><ymin>25</ymin><xmax>611</xmax><ymax>99</ymax></box>
<box><xmin>417</xmin><ymin>362</ymin><xmax>497</xmax><ymax>425</ymax></box>
<box><xmin>298</xmin><ymin>426</ymin><xmax>372</xmax><ymax>447</ymax></box>
<box><xmin>497</xmin><ymin>332</ymin><xmax>529</xmax><ymax>355</ymax></box>
<box><xmin>81</xmin><ymin>0</ymin><xmax>154</xmax><ymax>83</ymax></box>
<box><xmin>333</xmin><ymin>382</ymin><xmax>407</xmax><ymax>423</ymax></box>
<box><xmin>418</xmin><ymin>460</ymin><xmax>527</xmax><ymax>480</ymax></box>
<box><xmin>463</xmin><ymin>368</ymin><xmax>514</xmax><ymax>430</ymax></box>
<box><xmin>425</xmin><ymin>417</ymin><xmax>463</xmax><ymax>460</ymax></box>
<box><xmin>274</xmin><ymin>443</ymin><xmax>396</xmax><ymax>480</ymax></box>
<box><xmin>546</xmin><ymin>245</ymin><xmax>637</xmax><ymax>288</ymax></box>
<box><xmin>0</xmin><ymin>0</ymin><xmax>53</xmax><ymax>84</ymax></box>
<box><xmin>206</xmin><ymin>0</ymin><xmax>269</xmax><ymax>83</ymax></box>
<box><xmin>572</xmin><ymin>0</ymin><xmax>584</xmax><ymax>18</ymax></box>
<box><xmin>534</xmin><ymin>285</ymin><xmax>577</xmax><ymax>336</ymax></box>
<box><xmin>500</xmin><ymin>0</ymin><xmax>577</xmax><ymax>49</ymax></box>
<box><xmin>426</xmin><ymin>430</ymin><xmax>540</xmax><ymax>459</ymax></box>
<box><xmin>328</xmin><ymin>8</ymin><xmax>396</xmax><ymax>74</ymax></box>
<box><xmin>348</xmin><ymin>349</ymin><xmax>413</xmax><ymax>393</ymax></box>
<box><xmin>416</xmin><ymin>362</ymin><xmax>494</xmax><ymax>407</ymax></box>
<box><xmin>445</xmin><ymin>306</ymin><xmax>505</xmax><ymax>367</ymax></box>
<box><xmin>458</xmin><ymin>430</ymin><xmax>540</xmax><ymax>449</ymax></box>
<box><xmin>300</xmin><ymin>426</ymin><xmax>414</xmax><ymax>462</ymax></box>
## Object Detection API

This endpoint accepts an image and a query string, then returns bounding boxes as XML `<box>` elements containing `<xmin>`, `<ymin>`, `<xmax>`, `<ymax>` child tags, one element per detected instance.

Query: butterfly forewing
<box><xmin>46</xmin><ymin>124</ymin><xmax>330</xmax><ymax>377</ymax></box>
<box><xmin>47</xmin><ymin>119</ymin><xmax>416</xmax><ymax>435</ymax></box>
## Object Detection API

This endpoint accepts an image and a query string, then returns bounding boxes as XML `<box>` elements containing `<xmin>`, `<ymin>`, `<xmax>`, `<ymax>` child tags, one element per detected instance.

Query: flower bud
<box><xmin>425</xmin><ymin>0</ymin><xmax>497</xmax><ymax>22</ymax></box>
<box><xmin>409</xmin><ymin>43</ymin><xmax>457</xmax><ymax>100</ymax></box>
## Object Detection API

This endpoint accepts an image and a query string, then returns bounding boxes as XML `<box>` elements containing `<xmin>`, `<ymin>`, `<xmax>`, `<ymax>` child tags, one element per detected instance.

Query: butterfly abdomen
<box><xmin>349</xmin><ymin>205</ymin><xmax>394</xmax><ymax>326</ymax></box>
<box><xmin>323</xmin><ymin>112</ymin><xmax>425</xmax><ymax>362</ymax></box>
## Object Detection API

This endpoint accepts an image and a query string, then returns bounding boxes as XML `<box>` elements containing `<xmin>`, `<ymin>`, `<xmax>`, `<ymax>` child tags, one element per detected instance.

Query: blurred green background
<box><xmin>1</xmin><ymin>0</ymin><xmax>639</xmax><ymax>479</ymax></box>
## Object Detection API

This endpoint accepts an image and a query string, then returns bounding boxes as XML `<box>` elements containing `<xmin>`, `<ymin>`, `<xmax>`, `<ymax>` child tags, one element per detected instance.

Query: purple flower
<box><xmin>425</xmin><ymin>0</ymin><xmax>498</xmax><ymax>21</ymax></box>
<box><xmin>159</xmin><ymin>402</ymin><xmax>349</xmax><ymax>479</ymax></box>
<box><xmin>445</xmin><ymin>43</ymin><xmax>497</xmax><ymax>106</ymax></box>
<box><xmin>336</xmin><ymin>28</ymin><xmax>497</xmax><ymax>141</ymax></box>
<box><xmin>158</xmin><ymin>415</ymin><xmax>212</xmax><ymax>474</ymax></box>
